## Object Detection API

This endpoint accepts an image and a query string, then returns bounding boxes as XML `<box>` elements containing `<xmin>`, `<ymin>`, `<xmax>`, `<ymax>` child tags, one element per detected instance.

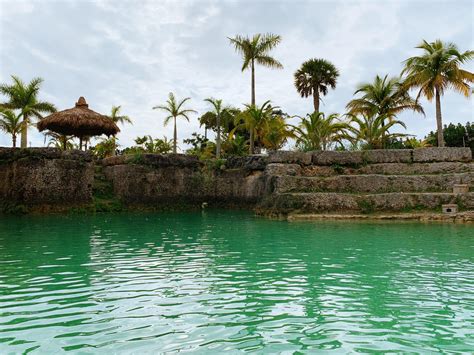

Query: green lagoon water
<box><xmin>1</xmin><ymin>211</ymin><xmax>474</xmax><ymax>353</ymax></box>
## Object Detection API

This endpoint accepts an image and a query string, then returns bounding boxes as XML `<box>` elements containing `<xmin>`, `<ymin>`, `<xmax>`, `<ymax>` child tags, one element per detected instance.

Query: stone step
<box><xmin>273</xmin><ymin>173</ymin><xmax>474</xmax><ymax>194</ymax></box>
<box><xmin>258</xmin><ymin>192</ymin><xmax>474</xmax><ymax>214</ymax></box>
<box><xmin>300</xmin><ymin>162</ymin><xmax>474</xmax><ymax>177</ymax></box>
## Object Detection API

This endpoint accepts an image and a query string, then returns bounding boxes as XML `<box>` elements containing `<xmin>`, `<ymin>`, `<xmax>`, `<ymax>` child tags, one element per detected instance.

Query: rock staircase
<box><xmin>93</xmin><ymin>164</ymin><xmax>122</xmax><ymax>212</ymax></box>
<box><xmin>257</xmin><ymin>148</ymin><xmax>474</xmax><ymax>217</ymax></box>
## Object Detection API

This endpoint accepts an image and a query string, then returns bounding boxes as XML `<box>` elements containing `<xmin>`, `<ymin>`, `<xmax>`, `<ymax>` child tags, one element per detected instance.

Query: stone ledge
<box><xmin>225</xmin><ymin>155</ymin><xmax>268</xmax><ymax>170</ymax></box>
<box><xmin>0</xmin><ymin>147</ymin><xmax>92</xmax><ymax>162</ymax></box>
<box><xmin>362</xmin><ymin>149</ymin><xmax>412</xmax><ymax>164</ymax></box>
<box><xmin>413</xmin><ymin>147</ymin><xmax>472</xmax><ymax>162</ymax></box>
<box><xmin>268</xmin><ymin>151</ymin><xmax>312</xmax><ymax>165</ymax></box>
<box><xmin>102</xmin><ymin>153</ymin><xmax>200</xmax><ymax>168</ymax></box>
<box><xmin>287</xmin><ymin>211</ymin><xmax>474</xmax><ymax>223</ymax></box>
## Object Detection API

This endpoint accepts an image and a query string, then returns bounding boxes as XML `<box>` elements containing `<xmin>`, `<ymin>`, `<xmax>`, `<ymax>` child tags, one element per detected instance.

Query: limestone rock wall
<box><xmin>259</xmin><ymin>148</ymin><xmax>474</xmax><ymax>216</ymax></box>
<box><xmin>0</xmin><ymin>148</ymin><xmax>94</xmax><ymax>211</ymax></box>
<box><xmin>102</xmin><ymin>154</ymin><xmax>266</xmax><ymax>206</ymax></box>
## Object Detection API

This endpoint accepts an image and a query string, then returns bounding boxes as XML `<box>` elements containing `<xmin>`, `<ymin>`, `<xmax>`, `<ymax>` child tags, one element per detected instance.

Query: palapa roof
<box><xmin>37</xmin><ymin>97</ymin><xmax>120</xmax><ymax>137</ymax></box>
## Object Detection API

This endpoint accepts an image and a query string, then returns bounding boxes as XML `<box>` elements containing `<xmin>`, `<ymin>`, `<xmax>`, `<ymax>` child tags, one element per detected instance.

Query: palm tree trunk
<box><xmin>79</xmin><ymin>136</ymin><xmax>83</xmax><ymax>150</ymax></box>
<box><xmin>173</xmin><ymin>116</ymin><xmax>177</xmax><ymax>154</ymax></box>
<box><xmin>12</xmin><ymin>134</ymin><xmax>16</xmax><ymax>148</ymax></box>
<box><xmin>313</xmin><ymin>89</ymin><xmax>320</xmax><ymax>113</ymax></box>
<box><xmin>435</xmin><ymin>89</ymin><xmax>445</xmax><ymax>147</ymax></box>
<box><xmin>20</xmin><ymin>115</ymin><xmax>28</xmax><ymax>148</ymax></box>
<box><xmin>204</xmin><ymin>125</ymin><xmax>207</xmax><ymax>140</ymax></box>
<box><xmin>251</xmin><ymin>59</ymin><xmax>255</xmax><ymax>106</ymax></box>
<box><xmin>216</xmin><ymin>114</ymin><xmax>221</xmax><ymax>158</ymax></box>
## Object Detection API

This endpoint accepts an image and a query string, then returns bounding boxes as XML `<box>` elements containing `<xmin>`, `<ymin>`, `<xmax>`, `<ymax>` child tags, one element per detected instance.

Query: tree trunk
<box><xmin>204</xmin><ymin>125</ymin><xmax>207</xmax><ymax>140</ymax></box>
<box><xmin>79</xmin><ymin>136</ymin><xmax>83</xmax><ymax>150</ymax></box>
<box><xmin>62</xmin><ymin>136</ymin><xmax>66</xmax><ymax>150</ymax></box>
<box><xmin>173</xmin><ymin>116</ymin><xmax>177</xmax><ymax>154</ymax></box>
<box><xmin>313</xmin><ymin>89</ymin><xmax>320</xmax><ymax>113</ymax></box>
<box><xmin>251</xmin><ymin>59</ymin><xmax>255</xmax><ymax>106</ymax></box>
<box><xmin>12</xmin><ymin>134</ymin><xmax>16</xmax><ymax>148</ymax></box>
<box><xmin>20</xmin><ymin>114</ymin><xmax>28</xmax><ymax>148</ymax></box>
<box><xmin>435</xmin><ymin>88</ymin><xmax>445</xmax><ymax>147</ymax></box>
<box><xmin>216</xmin><ymin>114</ymin><xmax>221</xmax><ymax>159</ymax></box>
<box><xmin>249</xmin><ymin>127</ymin><xmax>254</xmax><ymax>155</ymax></box>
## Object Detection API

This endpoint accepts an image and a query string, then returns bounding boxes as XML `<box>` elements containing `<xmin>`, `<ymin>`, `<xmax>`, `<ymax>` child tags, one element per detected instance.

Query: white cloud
<box><xmin>0</xmin><ymin>0</ymin><xmax>472</xmax><ymax>148</ymax></box>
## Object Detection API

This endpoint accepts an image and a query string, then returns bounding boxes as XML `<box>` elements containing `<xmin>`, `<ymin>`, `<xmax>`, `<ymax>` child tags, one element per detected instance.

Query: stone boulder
<box><xmin>268</xmin><ymin>151</ymin><xmax>312</xmax><ymax>165</ymax></box>
<box><xmin>413</xmin><ymin>147</ymin><xmax>472</xmax><ymax>162</ymax></box>
<box><xmin>312</xmin><ymin>151</ymin><xmax>364</xmax><ymax>166</ymax></box>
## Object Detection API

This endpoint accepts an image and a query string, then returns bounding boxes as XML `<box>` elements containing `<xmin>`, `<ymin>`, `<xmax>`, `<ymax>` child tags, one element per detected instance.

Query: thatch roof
<box><xmin>37</xmin><ymin>97</ymin><xmax>120</xmax><ymax>137</ymax></box>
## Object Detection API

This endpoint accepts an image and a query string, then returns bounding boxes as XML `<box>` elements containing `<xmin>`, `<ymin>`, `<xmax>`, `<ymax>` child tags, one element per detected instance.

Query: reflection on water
<box><xmin>0</xmin><ymin>211</ymin><xmax>473</xmax><ymax>352</ymax></box>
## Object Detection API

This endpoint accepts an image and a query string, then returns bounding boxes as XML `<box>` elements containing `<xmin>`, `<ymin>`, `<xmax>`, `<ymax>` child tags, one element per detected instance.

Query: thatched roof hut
<box><xmin>38</xmin><ymin>97</ymin><xmax>120</xmax><ymax>140</ymax></box>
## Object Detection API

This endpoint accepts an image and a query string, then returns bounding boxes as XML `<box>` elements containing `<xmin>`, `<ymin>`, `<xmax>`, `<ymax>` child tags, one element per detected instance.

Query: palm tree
<box><xmin>0</xmin><ymin>75</ymin><xmax>56</xmax><ymax>148</ymax></box>
<box><xmin>261</xmin><ymin>115</ymin><xmax>294</xmax><ymax>151</ymax></box>
<box><xmin>402</xmin><ymin>40</ymin><xmax>473</xmax><ymax>147</ymax></box>
<box><xmin>44</xmin><ymin>131</ymin><xmax>75</xmax><ymax>150</ymax></box>
<box><xmin>0</xmin><ymin>109</ymin><xmax>23</xmax><ymax>147</ymax></box>
<box><xmin>293</xmin><ymin>112</ymin><xmax>349</xmax><ymax>151</ymax></box>
<box><xmin>347</xmin><ymin>113</ymin><xmax>408</xmax><ymax>150</ymax></box>
<box><xmin>228</xmin><ymin>33</ymin><xmax>283</xmax><ymax>106</ymax></box>
<box><xmin>346</xmin><ymin>74</ymin><xmax>424</xmax><ymax>118</ymax></box>
<box><xmin>110</xmin><ymin>105</ymin><xmax>132</xmax><ymax>126</ymax></box>
<box><xmin>109</xmin><ymin>105</ymin><xmax>132</xmax><ymax>154</ymax></box>
<box><xmin>232</xmin><ymin>100</ymin><xmax>274</xmax><ymax>154</ymax></box>
<box><xmin>294</xmin><ymin>58</ymin><xmax>339</xmax><ymax>112</ymax></box>
<box><xmin>198</xmin><ymin>111</ymin><xmax>215</xmax><ymax>139</ymax></box>
<box><xmin>153</xmin><ymin>93</ymin><xmax>196</xmax><ymax>154</ymax></box>
<box><xmin>204</xmin><ymin>98</ymin><xmax>234</xmax><ymax>158</ymax></box>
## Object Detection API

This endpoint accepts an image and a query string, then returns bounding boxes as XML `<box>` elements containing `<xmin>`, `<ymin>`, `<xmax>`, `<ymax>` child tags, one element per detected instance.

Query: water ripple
<box><xmin>0</xmin><ymin>212</ymin><xmax>473</xmax><ymax>353</ymax></box>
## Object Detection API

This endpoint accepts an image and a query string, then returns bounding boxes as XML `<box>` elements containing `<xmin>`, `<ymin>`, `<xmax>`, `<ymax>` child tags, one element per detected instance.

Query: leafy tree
<box><xmin>228</xmin><ymin>33</ymin><xmax>283</xmax><ymax>105</ymax></box>
<box><xmin>346</xmin><ymin>74</ymin><xmax>424</xmax><ymax>118</ymax></box>
<box><xmin>293</xmin><ymin>112</ymin><xmax>349</xmax><ymax>151</ymax></box>
<box><xmin>426</xmin><ymin>122</ymin><xmax>474</xmax><ymax>152</ymax></box>
<box><xmin>402</xmin><ymin>40</ymin><xmax>473</xmax><ymax>146</ymax></box>
<box><xmin>0</xmin><ymin>75</ymin><xmax>56</xmax><ymax>148</ymax></box>
<box><xmin>44</xmin><ymin>131</ymin><xmax>75</xmax><ymax>150</ymax></box>
<box><xmin>294</xmin><ymin>58</ymin><xmax>339</xmax><ymax>112</ymax></box>
<box><xmin>153</xmin><ymin>92</ymin><xmax>196</xmax><ymax>154</ymax></box>
<box><xmin>232</xmin><ymin>100</ymin><xmax>274</xmax><ymax>154</ymax></box>
<box><xmin>221</xmin><ymin>134</ymin><xmax>248</xmax><ymax>157</ymax></box>
<box><xmin>203</xmin><ymin>98</ymin><xmax>234</xmax><ymax>158</ymax></box>
<box><xmin>347</xmin><ymin>113</ymin><xmax>408</xmax><ymax>149</ymax></box>
<box><xmin>92</xmin><ymin>137</ymin><xmax>118</xmax><ymax>159</ymax></box>
<box><xmin>109</xmin><ymin>105</ymin><xmax>132</xmax><ymax>154</ymax></box>
<box><xmin>183</xmin><ymin>133</ymin><xmax>217</xmax><ymax>159</ymax></box>
<box><xmin>0</xmin><ymin>109</ymin><xmax>23</xmax><ymax>147</ymax></box>
<box><xmin>261</xmin><ymin>115</ymin><xmax>294</xmax><ymax>151</ymax></box>
<box><xmin>130</xmin><ymin>135</ymin><xmax>173</xmax><ymax>154</ymax></box>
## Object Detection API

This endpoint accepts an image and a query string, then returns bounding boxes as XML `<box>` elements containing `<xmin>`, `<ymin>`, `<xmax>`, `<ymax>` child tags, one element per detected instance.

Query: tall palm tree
<box><xmin>346</xmin><ymin>74</ymin><xmax>424</xmax><ymax>118</ymax></box>
<box><xmin>294</xmin><ymin>58</ymin><xmax>339</xmax><ymax>112</ymax></box>
<box><xmin>228</xmin><ymin>33</ymin><xmax>283</xmax><ymax>106</ymax></box>
<box><xmin>232</xmin><ymin>100</ymin><xmax>274</xmax><ymax>154</ymax></box>
<box><xmin>204</xmin><ymin>98</ymin><xmax>234</xmax><ymax>158</ymax></box>
<box><xmin>0</xmin><ymin>75</ymin><xmax>56</xmax><ymax>148</ymax></box>
<box><xmin>0</xmin><ymin>109</ymin><xmax>23</xmax><ymax>147</ymax></box>
<box><xmin>153</xmin><ymin>93</ymin><xmax>196</xmax><ymax>154</ymax></box>
<box><xmin>293</xmin><ymin>112</ymin><xmax>349</xmax><ymax>151</ymax></box>
<box><xmin>402</xmin><ymin>40</ymin><xmax>473</xmax><ymax>147</ymax></box>
<box><xmin>109</xmin><ymin>105</ymin><xmax>132</xmax><ymax>154</ymax></box>
<box><xmin>347</xmin><ymin>113</ymin><xmax>408</xmax><ymax>150</ymax></box>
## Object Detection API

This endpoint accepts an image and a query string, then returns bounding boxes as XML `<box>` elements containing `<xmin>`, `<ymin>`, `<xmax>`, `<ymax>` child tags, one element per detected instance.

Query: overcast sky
<box><xmin>0</xmin><ymin>0</ymin><xmax>473</xmax><ymax>149</ymax></box>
